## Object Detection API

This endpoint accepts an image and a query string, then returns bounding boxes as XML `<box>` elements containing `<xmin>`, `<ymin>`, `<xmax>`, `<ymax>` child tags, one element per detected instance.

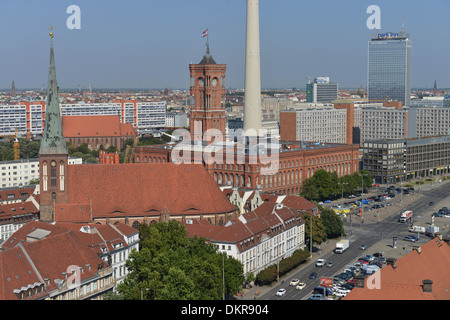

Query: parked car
<box><xmin>333</xmin><ymin>289</ymin><xmax>349</xmax><ymax>297</ymax></box>
<box><xmin>289</xmin><ymin>279</ymin><xmax>300</xmax><ymax>286</ymax></box>
<box><xmin>375</xmin><ymin>257</ymin><xmax>387</xmax><ymax>264</ymax></box>
<box><xmin>276</xmin><ymin>289</ymin><xmax>286</xmax><ymax>297</ymax></box>
<box><xmin>324</xmin><ymin>200</ymin><xmax>331</xmax><ymax>203</ymax></box>
<box><xmin>338</xmin><ymin>272</ymin><xmax>352</xmax><ymax>281</ymax></box>
<box><xmin>364</xmin><ymin>254</ymin><xmax>375</xmax><ymax>262</ymax></box>
<box><xmin>404</xmin><ymin>235</ymin><xmax>418</xmax><ymax>242</ymax></box>
<box><xmin>308</xmin><ymin>294</ymin><xmax>324</xmax><ymax>300</ymax></box>
<box><xmin>373</xmin><ymin>252</ymin><xmax>383</xmax><ymax>257</ymax></box>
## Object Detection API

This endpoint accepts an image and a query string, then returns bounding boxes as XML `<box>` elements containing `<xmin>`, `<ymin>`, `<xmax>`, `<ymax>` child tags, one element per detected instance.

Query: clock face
<box><xmin>199</xmin><ymin>78</ymin><xmax>204</xmax><ymax>86</ymax></box>
<box><xmin>212</xmin><ymin>78</ymin><xmax>217</xmax><ymax>86</ymax></box>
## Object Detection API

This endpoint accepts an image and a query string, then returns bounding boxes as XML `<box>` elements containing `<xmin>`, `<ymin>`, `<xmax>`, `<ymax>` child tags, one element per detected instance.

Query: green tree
<box><xmin>320</xmin><ymin>207</ymin><xmax>345</xmax><ymax>238</ymax></box>
<box><xmin>117</xmin><ymin>220</ymin><xmax>244</xmax><ymax>300</ymax></box>
<box><xmin>301</xmin><ymin>169</ymin><xmax>339</xmax><ymax>201</ymax></box>
<box><xmin>303</xmin><ymin>212</ymin><xmax>327</xmax><ymax>245</ymax></box>
<box><xmin>300</xmin><ymin>178</ymin><xmax>319</xmax><ymax>201</ymax></box>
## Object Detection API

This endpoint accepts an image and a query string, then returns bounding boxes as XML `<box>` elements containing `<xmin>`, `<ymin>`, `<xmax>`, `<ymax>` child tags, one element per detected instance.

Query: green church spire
<box><xmin>39</xmin><ymin>30</ymin><xmax>68</xmax><ymax>155</ymax></box>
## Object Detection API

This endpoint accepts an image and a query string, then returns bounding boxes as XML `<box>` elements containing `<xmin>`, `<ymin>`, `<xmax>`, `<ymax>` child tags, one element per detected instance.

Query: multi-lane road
<box><xmin>261</xmin><ymin>181</ymin><xmax>450</xmax><ymax>300</ymax></box>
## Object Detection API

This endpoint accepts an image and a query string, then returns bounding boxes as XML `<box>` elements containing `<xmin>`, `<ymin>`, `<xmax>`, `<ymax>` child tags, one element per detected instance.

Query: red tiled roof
<box><xmin>185</xmin><ymin>202</ymin><xmax>304</xmax><ymax>253</ymax></box>
<box><xmin>281</xmin><ymin>195</ymin><xmax>317</xmax><ymax>212</ymax></box>
<box><xmin>344</xmin><ymin>237</ymin><xmax>450</xmax><ymax>300</ymax></box>
<box><xmin>54</xmin><ymin>163</ymin><xmax>236</xmax><ymax>223</ymax></box>
<box><xmin>62</xmin><ymin>115</ymin><xmax>137</xmax><ymax>138</ymax></box>
<box><xmin>0</xmin><ymin>187</ymin><xmax>35</xmax><ymax>202</ymax></box>
<box><xmin>0</xmin><ymin>201</ymin><xmax>39</xmax><ymax>218</ymax></box>
<box><xmin>0</xmin><ymin>221</ymin><xmax>106</xmax><ymax>300</ymax></box>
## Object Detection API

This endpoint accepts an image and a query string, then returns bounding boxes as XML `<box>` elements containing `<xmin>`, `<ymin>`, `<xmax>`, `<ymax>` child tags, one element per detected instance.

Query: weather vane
<box><xmin>49</xmin><ymin>25</ymin><xmax>54</xmax><ymax>38</ymax></box>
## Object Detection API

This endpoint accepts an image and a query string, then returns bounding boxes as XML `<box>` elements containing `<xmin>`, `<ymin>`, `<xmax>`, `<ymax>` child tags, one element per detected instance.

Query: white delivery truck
<box><xmin>335</xmin><ymin>239</ymin><xmax>349</xmax><ymax>253</ymax></box>
<box><xmin>427</xmin><ymin>225</ymin><xmax>440</xmax><ymax>237</ymax></box>
<box><xmin>409</xmin><ymin>225</ymin><xmax>426</xmax><ymax>233</ymax></box>
<box><xmin>399</xmin><ymin>210</ymin><xmax>413</xmax><ymax>223</ymax></box>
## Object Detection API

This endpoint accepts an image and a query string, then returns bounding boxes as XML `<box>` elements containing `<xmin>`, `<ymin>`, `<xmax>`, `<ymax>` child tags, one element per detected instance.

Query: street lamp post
<box><xmin>361</xmin><ymin>173</ymin><xmax>368</xmax><ymax>223</ymax></box>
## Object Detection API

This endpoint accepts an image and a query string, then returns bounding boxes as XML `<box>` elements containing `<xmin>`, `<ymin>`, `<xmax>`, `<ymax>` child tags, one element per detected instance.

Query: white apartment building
<box><xmin>185</xmin><ymin>202</ymin><xmax>306</xmax><ymax>277</ymax></box>
<box><xmin>61</xmin><ymin>101</ymin><xmax>167</xmax><ymax>134</ymax></box>
<box><xmin>0</xmin><ymin>100</ymin><xmax>167</xmax><ymax>137</ymax></box>
<box><xmin>408</xmin><ymin>106</ymin><xmax>450</xmax><ymax>138</ymax></box>
<box><xmin>359</xmin><ymin>107</ymin><xmax>408</xmax><ymax>141</ymax></box>
<box><xmin>77</xmin><ymin>223</ymin><xmax>140</xmax><ymax>286</ymax></box>
<box><xmin>0</xmin><ymin>158</ymin><xmax>82</xmax><ymax>189</ymax></box>
<box><xmin>165</xmin><ymin>112</ymin><xmax>188</xmax><ymax>128</ymax></box>
<box><xmin>281</xmin><ymin>107</ymin><xmax>347</xmax><ymax>144</ymax></box>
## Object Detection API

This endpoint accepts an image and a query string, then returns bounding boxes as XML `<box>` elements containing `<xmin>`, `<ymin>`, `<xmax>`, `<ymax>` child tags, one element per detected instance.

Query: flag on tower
<box><xmin>202</xmin><ymin>29</ymin><xmax>208</xmax><ymax>37</ymax></box>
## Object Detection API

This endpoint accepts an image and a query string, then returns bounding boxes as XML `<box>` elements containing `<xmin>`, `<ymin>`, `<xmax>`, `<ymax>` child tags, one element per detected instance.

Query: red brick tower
<box><xmin>189</xmin><ymin>38</ymin><xmax>227</xmax><ymax>143</ymax></box>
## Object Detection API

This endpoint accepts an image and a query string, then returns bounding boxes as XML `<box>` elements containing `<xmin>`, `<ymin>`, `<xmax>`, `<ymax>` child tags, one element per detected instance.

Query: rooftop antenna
<box><xmin>402</xmin><ymin>18</ymin><xmax>405</xmax><ymax>33</ymax></box>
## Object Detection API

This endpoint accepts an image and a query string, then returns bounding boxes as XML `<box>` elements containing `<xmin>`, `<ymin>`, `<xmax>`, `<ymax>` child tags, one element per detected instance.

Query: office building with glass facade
<box><xmin>368</xmin><ymin>32</ymin><xmax>411</xmax><ymax>106</ymax></box>
<box><xmin>362</xmin><ymin>135</ymin><xmax>450</xmax><ymax>184</ymax></box>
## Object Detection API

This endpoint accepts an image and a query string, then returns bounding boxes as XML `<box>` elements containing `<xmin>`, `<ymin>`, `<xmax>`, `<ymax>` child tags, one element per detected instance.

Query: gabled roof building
<box><xmin>185</xmin><ymin>201</ymin><xmax>306</xmax><ymax>276</ymax></box>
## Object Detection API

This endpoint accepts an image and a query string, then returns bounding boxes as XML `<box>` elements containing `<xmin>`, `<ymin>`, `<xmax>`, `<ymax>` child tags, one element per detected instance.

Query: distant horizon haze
<box><xmin>0</xmin><ymin>0</ymin><xmax>449</xmax><ymax>90</ymax></box>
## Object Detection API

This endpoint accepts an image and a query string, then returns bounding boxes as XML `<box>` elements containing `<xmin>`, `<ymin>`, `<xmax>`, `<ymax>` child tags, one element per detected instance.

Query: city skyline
<box><xmin>1</xmin><ymin>0</ymin><xmax>449</xmax><ymax>90</ymax></box>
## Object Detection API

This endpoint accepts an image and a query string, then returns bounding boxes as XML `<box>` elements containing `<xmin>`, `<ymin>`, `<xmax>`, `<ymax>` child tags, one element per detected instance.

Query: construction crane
<box><xmin>9</xmin><ymin>127</ymin><xmax>20</xmax><ymax>160</ymax></box>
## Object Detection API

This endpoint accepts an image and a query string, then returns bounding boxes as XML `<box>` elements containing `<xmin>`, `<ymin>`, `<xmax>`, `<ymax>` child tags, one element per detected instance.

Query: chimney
<box><xmin>422</xmin><ymin>279</ymin><xmax>433</xmax><ymax>293</ymax></box>
<box><xmin>355</xmin><ymin>275</ymin><xmax>365</xmax><ymax>288</ymax></box>
<box><xmin>386</xmin><ymin>258</ymin><xmax>397</xmax><ymax>269</ymax></box>
<box><xmin>435</xmin><ymin>232</ymin><xmax>442</xmax><ymax>240</ymax></box>
<box><xmin>413</xmin><ymin>245</ymin><xmax>421</xmax><ymax>254</ymax></box>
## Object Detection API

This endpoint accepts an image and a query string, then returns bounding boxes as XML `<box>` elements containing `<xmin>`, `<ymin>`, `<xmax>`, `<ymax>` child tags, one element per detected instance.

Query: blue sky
<box><xmin>1</xmin><ymin>0</ymin><xmax>449</xmax><ymax>90</ymax></box>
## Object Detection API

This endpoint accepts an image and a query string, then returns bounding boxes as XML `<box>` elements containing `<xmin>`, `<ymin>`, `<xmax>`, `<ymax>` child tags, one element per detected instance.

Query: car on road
<box><xmin>316</xmin><ymin>259</ymin><xmax>327</xmax><ymax>267</ymax></box>
<box><xmin>289</xmin><ymin>279</ymin><xmax>300</xmax><ymax>286</ymax></box>
<box><xmin>404</xmin><ymin>235</ymin><xmax>418</xmax><ymax>242</ymax></box>
<box><xmin>326</xmin><ymin>261</ymin><xmax>334</xmax><ymax>267</ymax></box>
<box><xmin>309</xmin><ymin>272</ymin><xmax>318</xmax><ymax>279</ymax></box>
<box><xmin>275</xmin><ymin>289</ymin><xmax>286</xmax><ymax>297</ymax></box>
<box><xmin>360</xmin><ymin>244</ymin><xmax>367</xmax><ymax>250</ymax></box>
<box><xmin>429</xmin><ymin>201</ymin><xmax>434</xmax><ymax>206</ymax></box>
<box><xmin>296</xmin><ymin>282</ymin><xmax>306</xmax><ymax>290</ymax></box>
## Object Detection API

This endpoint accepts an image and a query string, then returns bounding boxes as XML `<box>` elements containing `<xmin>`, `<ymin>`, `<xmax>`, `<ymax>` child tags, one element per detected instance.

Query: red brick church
<box><xmin>38</xmin><ymin>36</ymin><xmax>237</xmax><ymax>228</ymax></box>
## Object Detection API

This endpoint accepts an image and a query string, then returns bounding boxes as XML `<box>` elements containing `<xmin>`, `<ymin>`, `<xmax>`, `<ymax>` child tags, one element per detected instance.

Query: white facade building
<box><xmin>185</xmin><ymin>201</ymin><xmax>306</xmax><ymax>277</ymax></box>
<box><xmin>0</xmin><ymin>158</ymin><xmax>82</xmax><ymax>189</ymax></box>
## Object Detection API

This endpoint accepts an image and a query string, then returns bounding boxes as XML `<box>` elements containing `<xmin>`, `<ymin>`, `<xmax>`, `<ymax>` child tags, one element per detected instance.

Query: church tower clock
<box><xmin>189</xmin><ymin>38</ymin><xmax>227</xmax><ymax>143</ymax></box>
